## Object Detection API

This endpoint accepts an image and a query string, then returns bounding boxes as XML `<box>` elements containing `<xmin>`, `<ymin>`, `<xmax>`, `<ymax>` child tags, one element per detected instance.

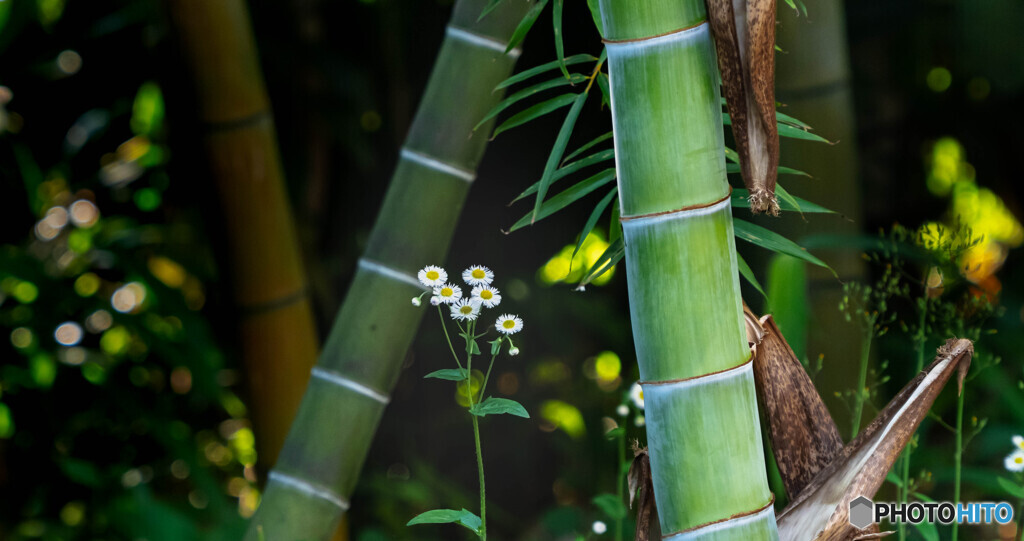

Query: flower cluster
<box><xmin>413</xmin><ymin>264</ymin><xmax>523</xmax><ymax>354</ymax></box>
<box><xmin>1005</xmin><ymin>435</ymin><xmax>1024</xmax><ymax>472</ymax></box>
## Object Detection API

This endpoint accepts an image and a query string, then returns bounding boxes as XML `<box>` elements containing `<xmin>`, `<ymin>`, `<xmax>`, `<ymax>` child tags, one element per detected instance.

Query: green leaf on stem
<box><xmin>997</xmin><ymin>477</ymin><xmax>1024</xmax><ymax>499</ymax></box>
<box><xmin>733</xmin><ymin>218</ymin><xmax>833</xmax><ymax>273</ymax></box>
<box><xmin>511</xmin><ymin>168</ymin><xmax>615</xmax><ymax>231</ymax></box>
<box><xmin>736</xmin><ymin>251</ymin><xmax>766</xmax><ymax>298</ymax></box>
<box><xmin>505</xmin><ymin>0</ymin><xmax>550</xmax><ymax>54</ymax></box>
<box><xmin>475</xmin><ymin>74</ymin><xmax>586</xmax><ymax>131</ymax></box>
<box><xmin>492</xmin><ymin>93</ymin><xmax>577</xmax><ymax>138</ymax></box>
<box><xmin>532</xmin><ymin>92</ymin><xmax>589</xmax><ymax>223</ymax></box>
<box><xmin>466</xmin><ymin>339</ymin><xmax>481</xmax><ymax>356</ymax></box>
<box><xmin>562</xmin><ymin>130</ymin><xmax>613</xmax><ymax>164</ymax></box>
<box><xmin>571</xmin><ymin>187</ymin><xmax>617</xmax><ymax>263</ymax></box>
<box><xmin>477</xmin><ymin>0</ymin><xmax>503</xmax><ymax>21</ymax></box>
<box><xmin>470</xmin><ymin>397</ymin><xmax>530</xmax><ymax>418</ymax></box>
<box><xmin>489</xmin><ymin>338</ymin><xmax>503</xmax><ymax>356</ymax></box>
<box><xmin>407</xmin><ymin>508</ymin><xmax>482</xmax><ymax>533</ymax></box>
<box><xmin>586</xmin><ymin>0</ymin><xmax>603</xmax><ymax>36</ymax></box>
<box><xmin>424</xmin><ymin>368</ymin><xmax>469</xmax><ymax>381</ymax></box>
<box><xmin>553</xmin><ymin>0</ymin><xmax>568</xmax><ymax>79</ymax></box>
<box><xmin>495</xmin><ymin>54</ymin><xmax>597</xmax><ymax>90</ymax></box>
<box><xmin>592</xmin><ymin>493</ymin><xmax>627</xmax><ymax>520</ymax></box>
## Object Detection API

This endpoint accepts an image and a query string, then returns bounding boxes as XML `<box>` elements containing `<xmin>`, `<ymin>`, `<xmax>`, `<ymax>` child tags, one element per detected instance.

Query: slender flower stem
<box><xmin>438</xmin><ymin>306</ymin><xmax>464</xmax><ymax>370</ymax></box>
<box><xmin>951</xmin><ymin>387</ymin><xmax>965</xmax><ymax>541</ymax></box>
<box><xmin>1016</xmin><ymin>500</ymin><xmax>1023</xmax><ymax>541</ymax></box>
<box><xmin>480</xmin><ymin>350</ymin><xmax>499</xmax><ymax>398</ymax></box>
<box><xmin>615</xmin><ymin>430</ymin><xmax>625</xmax><ymax>541</ymax></box>
<box><xmin>898</xmin><ymin>303</ymin><xmax>928</xmax><ymax>541</ymax></box>
<box><xmin>462</xmin><ymin>319</ymin><xmax>487</xmax><ymax>540</ymax></box>
<box><xmin>850</xmin><ymin>329</ymin><xmax>873</xmax><ymax>439</ymax></box>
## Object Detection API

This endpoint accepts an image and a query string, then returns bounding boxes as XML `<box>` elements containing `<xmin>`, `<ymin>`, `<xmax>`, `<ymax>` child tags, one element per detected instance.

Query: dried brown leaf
<box><xmin>776</xmin><ymin>339</ymin><xmax>974</xmax><ymax>540</ymax></box>
<box><xmin>627</xmin><ymin>444</ymin><xmax>659</xmax><ymax>541</ymax></box>
<box><xmin>745</xmin><ymin>306</ymin><xmax>843</xmax><ymax>498</ymax></box>
<box><xmin>705</xmin><ymin>0</ymin><xmax>780</xmax><ymax>214</ymax></box>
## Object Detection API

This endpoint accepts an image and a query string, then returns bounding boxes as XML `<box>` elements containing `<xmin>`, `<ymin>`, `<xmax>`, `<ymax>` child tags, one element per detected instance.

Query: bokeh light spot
<box><xmin>10</xmin><ymin>327</ymin><xmax>33</xmax><ymax>349</ymax></box>
<box><xmin>56</xmin><ymin>50</ymin><xmax>82</xmax><ymax>75</ymax></box>
<box><xmin>926</xmin><ymin>67</ymin><xmax>952</xmax><ymax>92</ymax></box>
<box><xmin>74</xmin><ymin>273</ymin><xmax>100</xmax><ymax>297</ymax></box>
<box><xmin>540</xmin><ymin>400</ymin><xmax>585</xmax><ymax>439</ymax></box>
<box><xmin>12</xmin><ymin>281</ymin><xmax>38</xmax><ymax>303</ymax></box>
<box><xmin>111</xmin><ymin>282</ymin><xmax>146</xmax><ymax>313</ymax></box>
<box><xmin>134</xmin><ymin>188</ymin><xmax>161</xmax><ymax>211</ymax></box>
<box><xmin>100</xmin><ymin>326</ymin><xmax>130</xmax><ymax>355</ymax></box>
<box><xmin>54</xmin><ymin>321</ymin><xmax>83</xmax><ymax>346</ymax></box>
<box><xmin>594</xmin><ymin>350</ymin><xmax>621</xmax><ymax>382</ymax></box>
<box><xmin>69</xmin><ymin>199</ymin><xmax>99</xmax><ymax>227</ymax></box>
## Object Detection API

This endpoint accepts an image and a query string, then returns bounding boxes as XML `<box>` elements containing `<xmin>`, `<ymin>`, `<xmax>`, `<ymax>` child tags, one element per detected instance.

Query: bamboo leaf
<box><xmin>723</xmin><ymin>112</ymin><xmax>830</xmax><ymax>143</ymax></box>
<box><xmin>513</xmin><ymin>148</ymin><xmax>614</xmax><ymax>202</ymax></box>
<box><xmin>571</xmin><ymin>188</ymin><xmax>617</xmax><ymax>263</ymax></box>
<box><xmin>608</xmin><ymin>199</ymin><xmax>621</xmax><ymax>245</ymax></box>
<box><xmin>492</xmin><ymin>93</ymin><xmax>577</xmax><ymax>138</ymax></box>
<box><xmin>477</xmin><ymin>0</ymin><xmax>503</xmax><ymax>21</ymax></box>
<box><xmin>774</xmin><ymin>184</ymin><xmax>802</xmax><ymax>213</ymax></box>
<box><xmin>552</xmin><ymin>0</ymin><xmax>568</xmax><ymax>79</ymax></box>
<box><xmin>510</xmin><ymin>168</ymin><xmax>615</xmax><ymax>231</ymax></box>
<box><xmin>407</xmin><ymin>509</ymin><xmax>482</xmax><ymax>533</ymax></box>
<box><xmin>424</xmin><ymin>368</ymin><xmax>469</xmax><ymax>381</ymax></box>
<box><xmin>470</xmin><ymin>397</ymin><xmax>530</xmax><ymax>418</ymax></box>
<box><xmin>733</xmin><ymin>189</ymin><xmax>834</xmax><ymax>214</ymax></box>
<box><xmin>505</xmin><ymin>0</ymin><xmax>550</xmax><ymax>54</ymax></box>
<box><xmin>736</xmin><ymin>252</ymin><xmax>766</xmax><ymax>298</ymax></box>
<box><xmin>563</xmin><ymin>130</ymin><xmax>613</xmax><ymax>164</ymax></box>
<box><xmin>532</xmin><ymin>92</ymin><xmax>588</xmax><ymax>223</ymax></box>
<box><xmin>496</xmin><ymin>54</ymin><xmax>597</xmax><ymax>90</ymax></box>
<box><xmin>777</xmin><ymin>122</ymin><xmax>832</xmax><ymax>144</ymax></box>
<box><xmin>775</xmin><ymin>110</ymin><xmax>811</xmax><ymax>129</ymax></box>
<box><xmin>586</xmin><ymin>0</ymin><xmax>603</xmax><ymax>36</ymax></box>
<box><xmin>592</xmin><ymin>493</ymin><xmax>628</xmax><ymax>520</ymax></box>
<box><xmin>604</xmin><ymin>427</ymin><xmax>625</xmax><ymax>440</ymax></box>
<box><xmin>998</xmin><ymin>477</ymin><xmax>1024</xmax><ymax>499</ymax></box>
<box><xmin>733</xmin><ymin>218</ymin><xmax>831</xmax><ymax>271</ymax></box>
<box><xmin>475</xmin><ymin>74</ymin><xmax>586</xmax><ymax>131</ymax></box>
<box><xmin>577</xmin><ymin>237</ymin><xmax>623</xmax><ymax>289</ymax></box>
<box><xmin>596</xmin><ymin>71</ymin><xmax>611</xmax><ymax>108</ymax></box>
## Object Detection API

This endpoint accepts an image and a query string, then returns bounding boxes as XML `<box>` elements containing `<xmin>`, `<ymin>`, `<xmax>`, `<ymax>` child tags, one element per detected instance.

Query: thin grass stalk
<box><xmin>242</xmin><ymin>1</ymin><xmax>531</xmax><ymax>539</ymax></box>
<box><xmin>951</xmin><ymin>387</ymin><xmax>965</xmax><ymax>541</ymax></box>
<box><xmin>166</xmin><ymin>0</ymin><xmax>319</xmax><ymax>469</ymax></box>
<box><xmin>850</xmin><ymin>330</ymin><xmax>872</xmax><ymax>439</ymax></box>
<box><xmin>597</xmin><ymin>0</ymin><xmax>778</xmax><ymax>537</ymax></box>
<box><xmin>898</xmin><ymin>302</ymin><xmax>928</xmax><ymax>540</ymax></box>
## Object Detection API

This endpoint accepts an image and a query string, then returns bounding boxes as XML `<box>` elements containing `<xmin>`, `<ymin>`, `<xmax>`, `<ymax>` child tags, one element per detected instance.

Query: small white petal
<box><xmin>417</xmin><ymin>265</ymin><xmax>448</xmax><ymax>287</ymax></box>
<box><xmin>462</xmin><ymin>265</ymin><xmax>494</xmax><ymax>286</ymax></box>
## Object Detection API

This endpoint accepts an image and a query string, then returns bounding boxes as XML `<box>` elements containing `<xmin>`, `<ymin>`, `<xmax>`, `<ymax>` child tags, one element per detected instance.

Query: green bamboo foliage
<box><xmin>598</xmin><ymin>0</ymin><xmax>778</xmax><ymax>538</ymax></box>
<box><xmin>242</xmin><ymin>1</ymin><xmax>532</xmax><ymax>539</ymax></box>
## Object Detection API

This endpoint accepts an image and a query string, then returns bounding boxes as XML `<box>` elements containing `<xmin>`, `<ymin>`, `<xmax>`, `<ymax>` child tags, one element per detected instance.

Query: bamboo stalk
<box><xmin>166</xmin><ymin>0</ymin><xmax>319</xmax><ymax>470</ymax></box>
<box><xmin>598</xmin><ymin>0</ymin><xmax>778</xmax><ymax>537</ymax></box>
<box><xmin>242</xmin><ymin>1</ymin><xmax>531</xmax><ymax>539</ymax></box>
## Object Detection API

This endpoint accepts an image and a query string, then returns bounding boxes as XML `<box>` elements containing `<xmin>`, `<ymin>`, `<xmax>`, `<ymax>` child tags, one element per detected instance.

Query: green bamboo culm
<box><xmin>243</xmin><ymin>1</ymin><xmax>532</xmax><ymax>539</ymax></box>
<box><xmin>597</xmin><ymin>0</ymin><xmax>779</xmax><ymax>538</ymax></box>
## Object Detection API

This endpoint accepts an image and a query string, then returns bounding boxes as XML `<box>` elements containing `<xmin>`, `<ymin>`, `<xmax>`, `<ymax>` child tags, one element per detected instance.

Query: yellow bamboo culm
<box><xmin>165</xmin><ymin>1</ymin><xmax>340</xmax><ymax>538</ymax></box>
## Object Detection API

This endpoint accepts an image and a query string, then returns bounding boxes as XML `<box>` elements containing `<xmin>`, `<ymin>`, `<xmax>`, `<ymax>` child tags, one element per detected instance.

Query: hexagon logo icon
<box><xmin>849</xmin><ymin>496</ymin><xmax>874</xmax><ymax>529</ymax></box>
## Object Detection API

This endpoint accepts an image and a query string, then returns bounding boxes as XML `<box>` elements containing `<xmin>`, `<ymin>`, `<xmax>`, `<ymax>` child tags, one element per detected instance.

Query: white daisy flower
<box><xmin>592</xmin><ymin>521</ymin><xmax>607</xmax><ymax>534</ymax></box>
<box><xmin>432</xmin><ymin>283</ymin><xmax>462</xmax><ymax>305</ymax></box>
<box><xmin>418</xmin><ymin>265</ymin><xmax>447</xmax><ymax>287</ymax></box>
<box><xmin>495</xmin><ymin>314</ymin><xmax>523</xmax><ymax>334</ymax></box>
<box><xmin>450</xmin><ymin>298</ymin><xmax>481</xmax><ymax>321</ymax></box>
<box><xmin>629</xmin><ymin>382</ymin><xmax>644</xmax><ymax>410</ymax></box>
<box><xmin>1005</xmin><ymin>450</ymin><xmax>1024</xmax><ymax>473</ymax></box>
<box><xmin>616</xmin><ymin>404</ymin><xmax>629</xmax><ymax>417</ymax></box>
<box><xmin>462</xmin><ymin>265</ymin><xmax>494</xmax><ymax>286</ymax></box>
<box><xmin>1013</xmin><ymin>435</ymin><xmax>1024</xmax><ymax>450</ymax></box>
<box><xmin>471</xmin><ymin>285</ymin><xmax>502</xmax><ymax>308</ymax></box>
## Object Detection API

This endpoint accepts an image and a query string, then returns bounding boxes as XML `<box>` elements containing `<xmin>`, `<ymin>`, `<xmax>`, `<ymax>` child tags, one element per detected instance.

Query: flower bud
<box><xmin>411</xmin><ymin>297</ymin><xmax>421</xmax><ymax>306</ymax></box>
<box><xmin>508</xmin><ymin>347</ymin><xmax>520</xmax><ymax>356</ymax></box>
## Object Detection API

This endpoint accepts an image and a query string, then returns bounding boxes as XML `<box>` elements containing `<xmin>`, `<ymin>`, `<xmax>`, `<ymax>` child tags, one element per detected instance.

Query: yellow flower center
<box><xmin>1016</xmin><ymin>457</ymin><xmax>1023</xmax><ymax>464</ymax></box>
<box><xmin>426</xmin><ymin>270</ymin><xmax>439</xmax><ymax>280</ymax></box>
<box><xmin>472</xmin><ymin>269</ymin><xmax>486</xmax><ymax>279</ymax></box>
<box><xmin>639</xmin><ymin>390</ymin><xmax>644</xmax><ymax>400</ymax></box>
<box><xmin>481</xmin><ymin>290</ymin><xmax>493</xmax><ymax>300</ymax></box>
<box><xmin>460</xmin><ymin>305</ymin><xmax>473</xmax><ymax>315</ymax></box>
<box><xmin>441</xmin><ymin>287</ymin><xmax>453</xmax><ymax>297</ymax></box>
<box><xmin>502</xmin><ymin>320</ymin><xmax>515</xmax><ymax>329</ymax></box>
